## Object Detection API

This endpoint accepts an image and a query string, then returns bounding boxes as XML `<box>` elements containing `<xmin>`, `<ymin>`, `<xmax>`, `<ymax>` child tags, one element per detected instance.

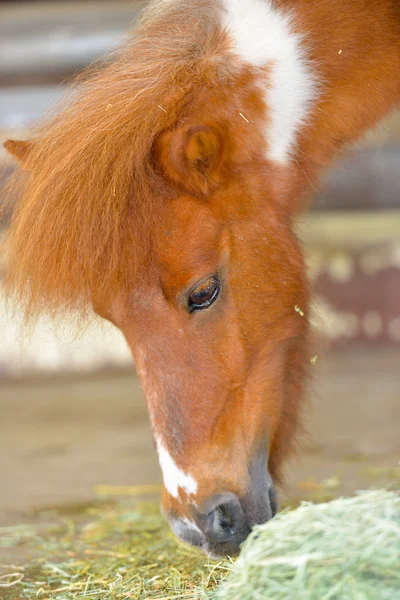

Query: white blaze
<box><xmin>221</xmin><ymin>0</ymin><xmax>317</xmax><ymax>163</ymax></box>
<box><xmin>156</xmin><ymin>437</ymin><xmax>198</xmax><ymax>499</ymax></box>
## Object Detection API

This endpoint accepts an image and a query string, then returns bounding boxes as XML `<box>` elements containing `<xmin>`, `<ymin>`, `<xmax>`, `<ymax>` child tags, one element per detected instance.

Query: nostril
<box><xmin>207</xmin><ymin>504</ymin><xmax>235</xmax><ymax>541</ymax></box>
<box><xmin>217</xmin><ymin>503</ymin><xmax>235</xmax><ymax>533</ymax></box>
<box><xmin>199</xmin><ymin>493</ymin><xmax>246</xmax><ymax>543</ymax></box>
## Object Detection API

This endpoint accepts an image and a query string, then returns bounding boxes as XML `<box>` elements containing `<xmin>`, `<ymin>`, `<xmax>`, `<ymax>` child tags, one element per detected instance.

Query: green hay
<box><xmin>0</xmin><ymin>501</ymin><xmax>228</xmax><ymax>599</ymax></box>
<box><xmin>212</xmin><ymin>490</ymin><xmax>400</xmax><ymax>600</ymax></box>
<box><xmin>1</xmin><ymin>490</ymin><xmax>398</xmax><ymax>600</ymax></box>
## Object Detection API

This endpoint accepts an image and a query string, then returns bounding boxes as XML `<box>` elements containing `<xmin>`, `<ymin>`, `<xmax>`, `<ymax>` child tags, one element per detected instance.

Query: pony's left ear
<box><xmin>4</xmin><ymin>139</ymin><xmax>33</xmax><ymax>169</ymax></box>
<box><xmin>155</xmin><ymin>123</ymin><xmax>229</xmax><ymax>195</ymax></box>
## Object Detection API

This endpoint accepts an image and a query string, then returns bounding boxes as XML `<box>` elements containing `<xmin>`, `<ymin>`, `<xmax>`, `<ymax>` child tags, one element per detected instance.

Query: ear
<box><xmin>3</xmin><ymin>139</ymin><xmax>33</xmax><ymax>169</ymax></box>
<box><xmin>155</xmin><ymin>123</ymin><xmax>229</xmax><ymax>194</ymax></box>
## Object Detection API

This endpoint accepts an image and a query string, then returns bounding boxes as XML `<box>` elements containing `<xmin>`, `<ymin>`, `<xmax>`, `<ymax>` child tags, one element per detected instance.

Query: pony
<box><xmin>3</xmin><ymin>0</ymin><xmax>400</xmax><ymax>556</ymax></box>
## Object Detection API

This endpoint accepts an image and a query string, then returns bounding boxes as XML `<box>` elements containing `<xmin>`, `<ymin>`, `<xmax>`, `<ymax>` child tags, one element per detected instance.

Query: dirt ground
<box><xmin>1</xmin><ymin>344</ymin><xmax>399</xmax><ymax>562</ymax></box>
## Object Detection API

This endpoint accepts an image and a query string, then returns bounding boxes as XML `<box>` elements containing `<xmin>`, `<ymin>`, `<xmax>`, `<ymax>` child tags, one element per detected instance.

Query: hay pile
<box><xmin>1</xmin><ymin>490</ymin><xmax>399</xmax><ymax>599</ymax></box>
<box><xmin>213</xmin><ymin>490</ymin><xmax>400</xmax><ymax>600</ymax></box>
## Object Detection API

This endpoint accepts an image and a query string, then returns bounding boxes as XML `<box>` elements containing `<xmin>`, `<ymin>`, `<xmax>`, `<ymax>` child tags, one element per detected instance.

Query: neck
<box><xmin>221</xmin><ymin>0</ymin><xmax>400</xmax><ymax>197</ymax></box>
<box><xmin>295</xmin><ymin>0</ymin><xmax>400</xmax><ymax>172</ymax></box>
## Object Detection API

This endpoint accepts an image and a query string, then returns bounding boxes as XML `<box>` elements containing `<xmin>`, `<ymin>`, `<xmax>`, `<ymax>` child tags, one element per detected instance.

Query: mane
<box><xmin>3</xmin><ymin>0</ymin><xmax>228</xmax><ymax>322</ymax></box>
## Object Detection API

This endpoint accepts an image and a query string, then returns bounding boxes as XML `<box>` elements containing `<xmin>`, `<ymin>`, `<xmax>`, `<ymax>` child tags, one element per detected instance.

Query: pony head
<box><xmin>4</xmin><ymin>0</ymin><xmax>313</xmax><ymax>555</ymax></box>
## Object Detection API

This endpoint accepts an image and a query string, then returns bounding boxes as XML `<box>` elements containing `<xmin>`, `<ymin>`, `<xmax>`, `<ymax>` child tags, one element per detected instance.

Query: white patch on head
<box><xmin>156</xmin><ymin>437</ymin><xmax>198</xmax><ymax>499</ymax></box>
<box><xmin>170</xmin><ymin>516</ymin><xmax>204</xmax><ymax>545</ymax></box>
<box><xmin>221</xmin><ymin>0</ymin><xmax>317</xmax><ymax>163</ymax></box>
<box><xmin>182</xmin><ymin>517</ymin><xmax>202</xmax><ymax>534</ymax></box>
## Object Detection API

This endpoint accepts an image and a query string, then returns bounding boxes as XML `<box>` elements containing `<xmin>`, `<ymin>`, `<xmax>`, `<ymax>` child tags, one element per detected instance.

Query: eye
<box><xmin>187</xmin><ymin>275</ymin><xmax>220</xmax><ymax>313</ymax></box>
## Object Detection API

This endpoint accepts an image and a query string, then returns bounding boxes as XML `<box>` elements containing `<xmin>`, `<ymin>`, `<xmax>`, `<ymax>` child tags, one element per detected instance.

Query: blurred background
<box><xmin>0</xmin><ymin>0</ymin><xmax>399</xmax><ymax>550</ymax></box>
